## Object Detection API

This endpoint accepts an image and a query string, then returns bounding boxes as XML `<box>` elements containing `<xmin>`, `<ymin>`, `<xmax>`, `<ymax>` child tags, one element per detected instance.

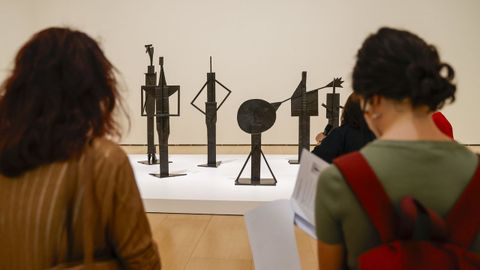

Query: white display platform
<box><xmin>129</xmin><ymin>154</ymin><xmax>300</xmax><ymax>215</ymax></box>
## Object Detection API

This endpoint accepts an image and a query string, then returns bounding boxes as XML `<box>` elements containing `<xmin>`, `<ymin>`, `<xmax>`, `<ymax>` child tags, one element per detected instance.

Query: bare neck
<box><xmin>379</xmin><ymin>109</ymin><xmax>451</xmax><ymax>141</ymax></box>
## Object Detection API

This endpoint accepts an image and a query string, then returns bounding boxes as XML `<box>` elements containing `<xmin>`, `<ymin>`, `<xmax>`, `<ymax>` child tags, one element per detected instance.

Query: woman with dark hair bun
<box><xmin>0</xmin><ymin>28</ymin><xmax>161</xmax><ymax>269</ymax></box>
<box><xmin>312</xmin><ymin>93</ymin><xmax>375</xmax><ymax>163</ymax></box>
<box><xmin>315</xmin><ymin>28</ymin><xmax>479</xmax><ymax>270</ymax></box>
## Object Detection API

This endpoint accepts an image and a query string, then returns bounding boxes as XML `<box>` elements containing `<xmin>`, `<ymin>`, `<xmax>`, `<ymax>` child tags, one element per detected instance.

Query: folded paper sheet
<box><xmin>245</xmin><ymin>199</ymin><xmax>300</xmax><ymax>270</ymax></box>
<box><xmin>245</xmin><ymin>150</ymin><xmax>329</xmax><ymax>270</ymax></box>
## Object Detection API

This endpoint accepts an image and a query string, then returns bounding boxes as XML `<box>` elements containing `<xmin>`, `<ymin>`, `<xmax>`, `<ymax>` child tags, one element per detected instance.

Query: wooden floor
<box><xmin>147</xmin><ymin>213</ymin><xmax>318</xmax><ymax>270</ymax></box>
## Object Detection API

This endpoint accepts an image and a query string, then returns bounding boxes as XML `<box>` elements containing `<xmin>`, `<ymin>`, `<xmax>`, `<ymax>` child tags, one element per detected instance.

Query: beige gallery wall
<box><xmin>1</xmin><ymin>0</ymin><xmax>479</xmax><ymax>145</ymax></box>
<box><xmin>0</xmin><ymin>1</ymin><xmax>34</xmax><ymax>87</ymax></box>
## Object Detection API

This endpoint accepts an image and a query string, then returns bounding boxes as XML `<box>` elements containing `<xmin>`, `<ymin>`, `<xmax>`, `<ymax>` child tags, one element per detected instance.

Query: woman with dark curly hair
<box><xmin>315</xmin><ymin>28</ymin><xmax>479</xmax><ymax>270</ymax></box>
<box><xmin>0</xmin><ymin>27</ymin><xmax>161</xmax><ymax>269</ymax></box>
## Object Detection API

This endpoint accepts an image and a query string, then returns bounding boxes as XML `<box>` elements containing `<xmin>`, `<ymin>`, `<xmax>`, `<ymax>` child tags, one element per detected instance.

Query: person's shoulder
<box><xmin>447</xmin><ymin>141</ymin><xmax>478</xmax><ymax>165</ymax></box>
<box><xmin>322</xmin><ymin>125</ymin><xmax>348</xmax><ymax>144</ymax></box>
<box><xmin>88</xmin><ymin>138</ymin><xmax>129</xmax><ymax>165</ymax></box>
<box><xmin>362</xmin><ymin>139</ymin><xmax>473</xmax><ymax>154</ymax></box>
<box><xmin>84</xmin><ymin>138</ymin><xmax>135</xmax><ymax>190</ymax></box>
<box><xmin>334</xmin><ymin>124</ymin><xmax>367</xmax><ymax>140</ymax></box>
<box><xmin>316</xmin><ymin>160</ymin><xmax>360</xmax><ymax>221</ymax></box>
<box><xmin>317</xmin><ymin>164</ymin><xmax>349</xmax><ymax>195</ymax></box>
<box><xmin>330</xmin><ymin>125</ymin><xmax>349</xmax><ymax>135</ymax></box>
<box><xmin>360</xmin><ymin>140</ymin><xmax>477</xmax><ymax>179</ymax></box>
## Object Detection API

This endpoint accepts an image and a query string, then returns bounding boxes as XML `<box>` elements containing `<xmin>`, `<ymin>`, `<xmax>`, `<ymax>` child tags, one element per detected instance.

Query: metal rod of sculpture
<box><xmin>191</xmin><ymin>57</ymin><xmax>232</xmax><ymax>167</ymax></box>
<box><xmin>139</xmin><ymin>44</ymin><xmax>158</xmax><ymax>165</ymax></box>
<box><xmin>151</xmin><ymin>57</ymin><xmax>185</xmax><ymax>178</ymax></box>
<box><xmin>235</xmin><ymin>99</ymin><xmax>277</xmax><ymax>185</ymax></box>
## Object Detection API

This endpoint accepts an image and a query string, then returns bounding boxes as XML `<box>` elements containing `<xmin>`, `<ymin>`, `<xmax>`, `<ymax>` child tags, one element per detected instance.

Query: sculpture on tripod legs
<box><xmin>234</xmin><ymin>75</ymin><xmax>343</xmax><ymax>185</ymax></box>
<box><xmin>236</xmin><ymin>99</ymin><xmax>278</xmax><ymax>186</ymax></box>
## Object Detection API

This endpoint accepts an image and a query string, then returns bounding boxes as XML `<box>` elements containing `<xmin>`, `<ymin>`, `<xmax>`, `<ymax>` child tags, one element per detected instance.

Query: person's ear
<box><xmin>365</xmin><ymin>95</ymin><xmax>384</xmax><ymax>120</ymax></box>
<box><xmin>360</xmin><ymin>95</ymin><xmax>381</xmax><ymax>113</ymax></box>
<box><xmin>369</xmin><ymin>95</ymin><xmax>382</xmax><ymax>108</ymax></box>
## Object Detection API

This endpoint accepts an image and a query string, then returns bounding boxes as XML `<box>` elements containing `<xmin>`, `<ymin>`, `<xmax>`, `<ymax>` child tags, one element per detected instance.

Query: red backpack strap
<box><xmin>333</xmin><ymin>152</ymin><xmax>398</xmax><ymax>243</ymax></box>
<box><xmin>445</xmin><ymin>158</ymin><xmax>480</xmax><ymax>247</ymax></box>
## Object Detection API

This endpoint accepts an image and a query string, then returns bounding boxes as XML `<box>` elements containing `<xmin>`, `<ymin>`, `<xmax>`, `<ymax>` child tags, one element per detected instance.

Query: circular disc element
<box><xmin>237</xmin><ymin>99</ymin><xmax>276</xmax><ymax>134</ymax></box>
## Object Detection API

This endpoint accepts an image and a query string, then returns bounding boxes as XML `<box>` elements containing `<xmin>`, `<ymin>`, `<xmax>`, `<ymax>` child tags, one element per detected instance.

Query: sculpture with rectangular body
<box><xmin>140</xmin><ymin>45</ymin><xmax>185</xmax><ymax>178</ymax></box>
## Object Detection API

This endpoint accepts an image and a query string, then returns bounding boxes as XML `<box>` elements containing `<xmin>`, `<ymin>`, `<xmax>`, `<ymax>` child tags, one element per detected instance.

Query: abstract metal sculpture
<box><xmin>191</xmin><ymin>57</ymin><xmax>232</xmax><ymax>168</ymax></box>
<box><xmin>140</xmin><ymin>45</ymin><xmax>184</xmax><ymax>178</ymax></box>
<box><xmin>139</xmin><ymin>44</ymin><xmax>159</xmax><ymax>165</ymax></box>
<box><xmin>151</xmin><ymin>57</ymin><xmax>184</xmax><ymax>178</ymax></box>
<box><xmin>234</xmin><ymin>76</ymin><xmax>343</xmax><ymax>185</ymax></box>
<box><xmin>282</xmin><ymin>74</ymin><xmax>344</xmax><ymax>164</ymax></box>
<box><xmin>236</xmin><ymin>99</ymin><xmax>278</xmax><ymax>185</ymax></box>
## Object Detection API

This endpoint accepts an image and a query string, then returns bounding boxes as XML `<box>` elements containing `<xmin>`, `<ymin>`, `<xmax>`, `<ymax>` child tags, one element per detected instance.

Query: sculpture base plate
<box><xmin>138</xmin><ymin>160</ymin><xmax>172</xmax><ymax>165</ymax></box>
<box><xmin>198</xmin><ymin>161</ymin><xmax>222</xmax><ymax>168</ymax></box>
<box><xmin>138</xmin><ymin>160</ymin><xmax>160</xmax><ymax>165</ymax></box>
<box><xmin>288</xmin><ymin>160</ymin><xmax>299</xmax><ymax>164</ymax></box>
<box><xmin>235</xmin><ymin>178</ymin><xmax>276</xmax><ymax>186</ymax></box>
<box><xmin>150</xmin><ymin>173</ymin><xmax>187</xmax><ymax>179</ymax></box>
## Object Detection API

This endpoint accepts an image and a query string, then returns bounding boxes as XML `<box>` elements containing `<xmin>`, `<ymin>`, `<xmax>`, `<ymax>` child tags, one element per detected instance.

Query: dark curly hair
<box><xmin>0</xmin><ymin>27</ymin><xmax>121</xmax><ymax>177</ymax></box>
<box><xmin>352</xmin><ymin>27</ymin><xmax>456</xmax><ymax>111</ymax></box>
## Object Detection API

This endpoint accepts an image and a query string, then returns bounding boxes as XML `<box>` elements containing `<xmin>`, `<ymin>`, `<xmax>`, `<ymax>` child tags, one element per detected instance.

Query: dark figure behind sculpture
<box><xmin>312</xmin><ymin>93</ymin><xmax>375</xmax><ymax>163</ymax></box>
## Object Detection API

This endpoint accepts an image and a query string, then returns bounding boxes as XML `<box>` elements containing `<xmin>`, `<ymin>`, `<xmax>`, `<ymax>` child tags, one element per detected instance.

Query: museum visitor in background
<box><xmin>0</xmin><ymin>27</ymin><xmax>161</xmax><ymax>269</ymax></box>
<box><xmin>312</xmin><ymin>93</ymin><xmax>375</xmax><ymax>163</ymax></box>
<box><xmin>315</xmin><ymin>27</ymin><xmax>479</xmax><ymax>270</ymax></box>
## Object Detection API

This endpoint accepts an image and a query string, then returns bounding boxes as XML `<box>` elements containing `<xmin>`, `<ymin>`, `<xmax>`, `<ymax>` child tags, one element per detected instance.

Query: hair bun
<box><xmin>439</xmin><ymin>63</ymin><xmax>455</xmax><ymax>81</ymax></box>
<box><xmin>406</xmin><ymin>63</ymin><xmax>426</xmax><ymax>84</ymax></box>
<box><xmin>408</xmin><ymin>62</ymin><xmax>456</xmax><ymax>111</ymax></box>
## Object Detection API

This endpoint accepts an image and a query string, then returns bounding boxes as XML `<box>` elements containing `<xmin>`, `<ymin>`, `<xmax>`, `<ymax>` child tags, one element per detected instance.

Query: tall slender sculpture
<box><xmin>288</xmin><ymin>72</ymin><xmax>318</xmax><ymax>164</ymax></box>
<box><xmin>236</xmin><ymin>99</ymin><xmax>278</xmax><ymax>186</ymax></box>
<box><xmin>321</xmin><ymin>78</ymin><xmax>344</xmax><ymax>134</ymax></box>
<box><xmin>140</xmin><ymin>45</ymin><xmax>184</xmax><ymax>178</ymax></box>
<box><xmin>139</xmin><ymin>45</ymin><xmax>159</xmax><ymax>165</ymax></box>
<box><xmin>191</xmin><ymin>57</ymin><xmax>232</xmax><ymax>167</ymax></box>
<box><xmin>151</xmin><ymin>57</ymin><xmax>185</xmax><ymax>178</ymax></box>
